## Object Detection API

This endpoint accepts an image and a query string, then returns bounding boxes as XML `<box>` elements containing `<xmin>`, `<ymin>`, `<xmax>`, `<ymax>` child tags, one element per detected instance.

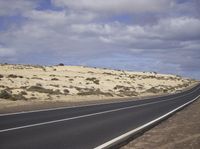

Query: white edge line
<box><xmin>0</xmin><ymin>87</ymin><xmax>199</xmax><ymax>133</ymax></box>
<box><xmin>0</xmin><ymin>84</ymin><xmax>199</xmax><ymax>117</ymax></box>
<box><xmin>0</xmin><ymin>95</ymin><xmax>188</xmax><ymax>133</ymax></box>
<box><xmin>94</xmin><ymin>95</ymin><xmax>200</xmax><ymax>149</ymax></box>
<box><xmin>0</xmin><ymin>95</ymin><xmax>173</xmax><ymax>116</ymax></box>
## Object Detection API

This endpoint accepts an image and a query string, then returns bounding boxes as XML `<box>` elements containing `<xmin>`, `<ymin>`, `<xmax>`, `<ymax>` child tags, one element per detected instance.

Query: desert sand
<box><xmin>0</xmin><ymin>64</ymin><xmax>197</xmax><ymax>109</ymax></box>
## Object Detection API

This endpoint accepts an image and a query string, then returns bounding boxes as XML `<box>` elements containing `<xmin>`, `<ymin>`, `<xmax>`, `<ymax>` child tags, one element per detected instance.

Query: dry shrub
<box><xmin>27</xmin><ymin>86</ymin><xmax>62</xmax><ymax>95</ymax></box>
<box><xmin>86</xmin><ymin>77</ymin><xmax>100</xmax><ymax>85</ymax></box>
<box><xmin>77</xmin><ymin>88</ymin><xmax>113</xmax><ymax>97</ymax></box>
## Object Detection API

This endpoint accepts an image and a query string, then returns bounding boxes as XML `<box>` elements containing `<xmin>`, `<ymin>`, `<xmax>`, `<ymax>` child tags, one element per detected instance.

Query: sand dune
<box><xmin>0</xmin><ymin>64</ymin><xmax>197</xmax><ymax>108</ymax></box>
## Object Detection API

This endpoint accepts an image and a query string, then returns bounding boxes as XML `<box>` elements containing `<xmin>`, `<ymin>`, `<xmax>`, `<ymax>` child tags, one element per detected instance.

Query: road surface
<box><xmin>0</xmin><ymin>84</ymin><xmax>199</xmax><ymax>149</ymax></box>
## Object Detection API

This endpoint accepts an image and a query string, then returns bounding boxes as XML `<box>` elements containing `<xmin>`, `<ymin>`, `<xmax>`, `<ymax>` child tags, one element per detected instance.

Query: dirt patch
<box><xmin>121</xmin><ymin>98</ymin><xmax>200</xmax><ymax>149</ymax></box>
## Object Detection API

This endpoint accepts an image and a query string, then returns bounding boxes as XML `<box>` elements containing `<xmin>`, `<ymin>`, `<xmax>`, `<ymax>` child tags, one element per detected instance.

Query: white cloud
<box><xmin>25</xmin><ymin>10</ymin><xmax>96</xmax><ymax>26</ymax></box>
<box><xmin>0</xmin><ymin>0</ymin><xmax>199</xmax><ymax>79</ymax></box>
<box><xmin>151</xmin><ymin>17</ymin><xmax>200</xmax><ymax>41</ymax></box>
<box><xmin>52</xmin><ymin>0</ymin><xmax>175</xmax><ymax>14</ymax></box>
<box><xmin>0</xmin><ymin>0</ymin><xmax>37</xmax><ymax>16</ymax></box>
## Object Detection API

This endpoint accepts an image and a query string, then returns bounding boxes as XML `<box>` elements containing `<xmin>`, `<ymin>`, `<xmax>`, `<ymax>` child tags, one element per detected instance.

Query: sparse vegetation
<box><xmin>113</xmin><ymin>85</ymin><xmax>137</xmax><ymax>96</ymax></box>
<box><xmin>20</xmin><ymin>91</ymin><xmax>27</xmax><ymax>95</ymax></box>
<box><xmin>103</xmin><ymin>72</ymin><xmax>114</xmax><ymax>75</ymax></box>
<box><xmin>51</xmin><ymin>78</ymin><xmax>59</xmax><ymax>81</ymax></box>
<box><xmin>50</xmin><ymin>74</ymin><xmax>56</xmax><ymax>77</ymax></box>
<box><xmin>0</xmin><ymin>74</ymin><xmax>4</xmax><ymax>78</ymax></box>
<box><xmin>88</xmin><ymin>71</ymin><xmax>94</xmax><ymax>74</ymax></box>
<box><xmin>146</xmin><ymin>87</ymin><xmax>161</xmax><ymax>94</ymax></box>
<box><xmin>36</xmin><ymin>83</ymin><xmax>42</xmax><ymax>87</ymax></box>
<box><xmin>0</xmin><ymin>90</ymin><xmax>12</xmax><ymax>99</ymax></box>
<box><xmin>50</xmin><ymin>84</ymin><xmax>59</xmax><ymax>87</ymax></box>
<box><xmin>7</xmin><ymin>74</ymin><xmax>23</xmax><ymax>78</ymax></box>
<box><xmin>31</xmin><ymin>77</ymin><xmax>43</xmax><ymax>80</ymax></box>
<box><xmin>86</xmin><ymin>77</ymin><xmax>100</xmax><ymax>85</ymax></box>
<box><xmin>0</xmin><ymin>89</ymin><xmax>27</xmax><ymax>101</ymax></box>
<box><xmin>12</xmin><ymin>93</ymin><xmax>27</xmax><ymax>101</ymax></box>
<box><xmin>63</xmin><ymin>89</ymin><xmax>70</xmax><ymax>94</ymax></box>
<box><xmin>27</xmin><ymin>86</ymin><xmax>62</xmax><ymax>95</ymax></box>
<box><xmin>77</xmin><ymin>88</ymin><xmax>113</xmax><ymax>97</ymax></box>
<box><xmin>0</xmin><ymin>64</ymin><xmax>196</xmax><ymax>104</ymax></box>
<box><xmin>69</xmin><ymin>78</ymin><xmax>74</xmax><ymax>81</ymax></box>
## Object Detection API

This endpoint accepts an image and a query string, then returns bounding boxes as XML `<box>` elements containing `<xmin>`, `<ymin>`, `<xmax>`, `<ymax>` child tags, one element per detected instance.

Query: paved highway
<box><xmin>0</xmin><ymin>84</ymin><xmax>200</xmax><ymax>149</ymax></box>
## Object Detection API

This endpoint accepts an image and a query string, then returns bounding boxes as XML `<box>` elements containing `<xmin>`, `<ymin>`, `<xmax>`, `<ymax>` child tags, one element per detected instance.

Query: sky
<box><xmin>0</xmin><ymin>0</ymin><xmax>200</xmax><ymax>79</ymax></box>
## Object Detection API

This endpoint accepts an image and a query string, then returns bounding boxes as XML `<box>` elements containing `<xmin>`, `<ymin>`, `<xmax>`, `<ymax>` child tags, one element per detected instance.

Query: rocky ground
<box><xmin>121</xmin><ymin>98</ymin><xmax>200</xmax><ymax>149</ymax></box>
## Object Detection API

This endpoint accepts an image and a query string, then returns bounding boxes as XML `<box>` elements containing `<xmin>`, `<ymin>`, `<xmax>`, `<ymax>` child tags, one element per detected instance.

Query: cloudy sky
<box><xmin>0</xmin><ymin>0</ymin><xmax>200</xmax><ymax>79</ymax></box>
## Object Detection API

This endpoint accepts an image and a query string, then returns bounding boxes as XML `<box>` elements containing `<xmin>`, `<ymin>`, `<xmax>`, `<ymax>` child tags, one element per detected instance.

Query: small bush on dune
<box><xmin>50</xmin><ymin>84</ymin><xmax>59</xmax><ymax>87</ymax></box>
<box><xmin>0</xmin><ymin>85</ymin><xmax>5</xmax><ymax>88</ymax></box>
<box><xmin>146</xmin><ymin>87</ymin><xmax>160</xmax><ymax>94</ymax></box>
<box><xmin>50</xmin><ymin>74</ymin><xmax>56</xmax><ymax>77</ymax></box>
<box><xmin>20</xmin><ymin>91</ymin><xmax>27</xmax><ymax>95</ymax></box>
<box><xmin>51</xmin><ymin>78</ymin><xmax>59</xmax><ymax>81</ymax></box>
<box><xmin>63</xmin><ymin>89</ymin><xmax>70</xmax><ymax>94</ymax></box>
<box><xmin>88</xmin><ymin>71</ymin><xmax>94</xmax><ymax>74</ymax></box>
<box><xmin>7</xmin><ymin>74</ymin><xmax>23</xmax><ymax>78</ymax></box>
<box><xmin>0</xmin><ymin>74</ymin><xmax>4</xmax><ymax>78</ymax></box>
<box><xmin>86</xmin><ymin>77</ymin><xmax>100</xmax><ymax>85</ymax></box>
<box><xmin>103</xmin><ymin>72</ymin><xmax>113</xmax><ymax>75</ymax></box>
<box><xmin>12</xmin><ymin>94</ymin><xmax>27</xmax><ymax>101</ymax></box>
<box><xmin>0</xmin><ymin>90</ymin><xmax>27</xmax><ymax>101</ymax></box>
<box><xmin>69</xmin><ymin>78</ymin><xmax>74</xmax><ymax>81</ymax></box>
<box><xmin>77</xmin><ymin>88</ymin><xmax>113</xmax><ymax>97</ymax></box>
<box><xmin>0</xmin><ymin>90</ymin><xmax>12</xmax><ymax>99</ymax></box>
<box><xmin>27</xmin><ymin>86</ymin><xmax>62</xmax><ymax>95</ymax></box>
<box><xmin>36</xmin><ymin>83</ymin><xmax>42</xmax><ymax>87</ymax></box>
<box><xmin>31</xmin><ymin>77</ymin><xmax>43</xmax><ymax>80</ymax></box>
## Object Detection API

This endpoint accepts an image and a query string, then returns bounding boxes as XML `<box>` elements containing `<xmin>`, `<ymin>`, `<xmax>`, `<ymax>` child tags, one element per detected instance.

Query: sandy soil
<box><xmin>121</xmin><ymin>98</ymin><xmax>200</xmax><ymax>149</ymax></box>
<box><xmin>0</xmin><ymin>64</ymin><xmax>197</xmax><ymax>110</ymax></box>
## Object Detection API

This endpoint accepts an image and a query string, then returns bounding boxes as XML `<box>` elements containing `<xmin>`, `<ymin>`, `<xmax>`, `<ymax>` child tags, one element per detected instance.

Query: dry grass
<box><xmin>27</xmin><ymin>85</ymin><xmax>62</xmax><ymax>95</ymax></box>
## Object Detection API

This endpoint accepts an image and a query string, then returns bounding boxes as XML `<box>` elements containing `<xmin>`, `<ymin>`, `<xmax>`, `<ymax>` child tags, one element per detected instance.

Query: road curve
<box><xmin>0</xmin><ymin>84</ymin><xmax>200</xmax><ymax>149</ymax></box>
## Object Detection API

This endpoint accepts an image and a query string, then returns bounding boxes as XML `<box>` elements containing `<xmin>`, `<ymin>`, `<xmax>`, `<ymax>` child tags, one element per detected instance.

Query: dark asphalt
<box><xmin>0</xmin><ymin>84</ymin><xmax>199</xmax><ymax>149</ymax></box>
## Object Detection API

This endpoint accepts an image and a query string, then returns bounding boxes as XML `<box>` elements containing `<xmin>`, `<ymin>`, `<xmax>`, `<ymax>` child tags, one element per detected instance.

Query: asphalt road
<box><xmin>0</xmin><ymin>84</ymin><xmax>200</xmax><ymax>149</ymax></box>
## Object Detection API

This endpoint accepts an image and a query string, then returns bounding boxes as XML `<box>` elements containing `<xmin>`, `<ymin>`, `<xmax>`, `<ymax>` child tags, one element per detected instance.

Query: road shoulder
<box><xmin>121</xmin><ymin>98</ymin><xmax>200</xmax><ymax>149</ymax></box>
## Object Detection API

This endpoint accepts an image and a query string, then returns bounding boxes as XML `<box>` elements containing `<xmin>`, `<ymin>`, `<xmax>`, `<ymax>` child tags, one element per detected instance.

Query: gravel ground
<box><xmin>121</xmin><ymin>98</ymin><xmax>200</xmax><ymax>149</ymax></box>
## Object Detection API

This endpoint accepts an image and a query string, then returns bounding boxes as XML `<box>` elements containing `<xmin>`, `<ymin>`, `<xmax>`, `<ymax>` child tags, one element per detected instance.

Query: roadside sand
<box><xmin>0</xmin><ymin>64</ymin><xmax>197</xmax><ymax>110</ymax></box>
<box><xmin>121</xmin><ymin>98</ymin><xmax>200</xmax><ymax>149</ymax></box>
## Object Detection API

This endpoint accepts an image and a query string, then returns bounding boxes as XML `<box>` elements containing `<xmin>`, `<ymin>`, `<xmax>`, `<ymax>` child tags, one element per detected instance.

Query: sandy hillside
<box><xmin>0</xmin><ymin>64</ymin><xmax>197</xmax><ymax>108</ymax></box>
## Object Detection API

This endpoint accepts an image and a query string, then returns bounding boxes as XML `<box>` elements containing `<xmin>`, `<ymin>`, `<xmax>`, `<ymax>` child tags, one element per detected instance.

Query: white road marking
<box><xmin>0</xmin><ymin>94</ymin><xmax>172</xmax><ymax>117</ymax></box>
<box><xmin>0</xmin><ymin>86</ymin><xmax>199</xmax><ymax>133</ymax></box>
<box><xmin>0</xmin><ymin>84</ymin><xmax>198</xmax><ymax>117</ymax></box>
<box><xmin>94</xmin><ymin>95</ymin><xmax>200</xmax><ymax>149</ymax></box>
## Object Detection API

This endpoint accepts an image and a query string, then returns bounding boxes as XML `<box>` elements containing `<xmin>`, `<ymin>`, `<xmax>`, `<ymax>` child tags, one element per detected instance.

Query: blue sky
<box><xmin>0</xmin><ymin>0</ymin><xmax>200</xmax><ymax>79</ymax></box>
